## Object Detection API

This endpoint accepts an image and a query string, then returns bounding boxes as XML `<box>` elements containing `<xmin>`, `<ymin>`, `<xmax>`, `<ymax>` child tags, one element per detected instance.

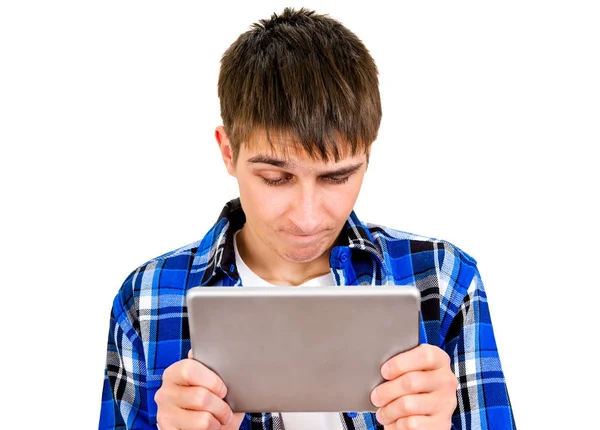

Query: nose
<box><xmin>288</xmin><ymin>183</ymin><xmax>322</xmax><ymax>235</ymax></box>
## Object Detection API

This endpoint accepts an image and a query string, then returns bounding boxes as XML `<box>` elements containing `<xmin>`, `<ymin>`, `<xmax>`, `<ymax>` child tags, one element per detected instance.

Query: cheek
<box><xmin>324</xmin><ymin>198</ymin><xmax>355</xmax><ymax>224</ymax></box>
<box><xmin>324</xmin><ymin>182</ymin><xmax>362</xmax><ymax>217</ymax></box>
<box><xmin>239</xmin><ymin>181</ymin><xmax>289</xmax><ymax>222</ymax></box>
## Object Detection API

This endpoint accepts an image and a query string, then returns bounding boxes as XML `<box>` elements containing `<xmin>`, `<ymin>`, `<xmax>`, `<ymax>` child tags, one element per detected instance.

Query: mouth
<box><xmin>283</xmin><ymin>230</ymin><xmax>328</xmax><ymax>242</ymax></box>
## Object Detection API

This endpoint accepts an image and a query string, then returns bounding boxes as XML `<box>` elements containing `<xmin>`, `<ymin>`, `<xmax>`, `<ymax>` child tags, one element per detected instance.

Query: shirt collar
<box><xmin>199</xmin><ymin>198</ymin><xmax>383</xmax><ymax>285</ymax></box>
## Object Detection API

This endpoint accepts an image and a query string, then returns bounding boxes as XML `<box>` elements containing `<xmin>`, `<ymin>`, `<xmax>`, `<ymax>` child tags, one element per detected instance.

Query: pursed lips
<box><xmin>281</xmin><ymin>230</ymin><xmax>328</xmax><ymax>241</ymax></box>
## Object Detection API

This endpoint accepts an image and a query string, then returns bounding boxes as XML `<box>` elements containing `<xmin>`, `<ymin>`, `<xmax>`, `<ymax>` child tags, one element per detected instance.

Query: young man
<box><xmin>100</xmin><ymin>7</ymin><xmax>515</xmax><ymax>430</ymax></box>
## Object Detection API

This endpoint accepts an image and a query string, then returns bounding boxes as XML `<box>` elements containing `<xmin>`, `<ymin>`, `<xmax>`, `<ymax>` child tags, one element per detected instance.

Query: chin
<box><xmin>281</xmin><ymin>246</ymin><xmax>327</xmax><ymax>264</ymax></box>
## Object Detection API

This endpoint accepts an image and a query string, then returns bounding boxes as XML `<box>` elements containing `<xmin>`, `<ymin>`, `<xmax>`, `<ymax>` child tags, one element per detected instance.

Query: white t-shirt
<box><xmin>234</xmin><ymin>235</ymin><xmax>344</xmax><ymax>430</ymax></box>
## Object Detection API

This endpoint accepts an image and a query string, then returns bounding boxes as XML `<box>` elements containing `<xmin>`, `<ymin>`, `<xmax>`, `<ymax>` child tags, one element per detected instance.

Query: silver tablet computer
<box><xmin>186</xmin><ymin>285</ymin><xmax>420</xmax><ymax>413</ymax></box>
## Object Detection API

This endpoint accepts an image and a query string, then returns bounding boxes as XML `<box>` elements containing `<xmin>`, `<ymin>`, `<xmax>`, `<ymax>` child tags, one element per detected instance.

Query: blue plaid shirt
<box><xmin>99</xmin><ymin>198</ymin><xmax>515</xmax><ymax>429</ymax></box>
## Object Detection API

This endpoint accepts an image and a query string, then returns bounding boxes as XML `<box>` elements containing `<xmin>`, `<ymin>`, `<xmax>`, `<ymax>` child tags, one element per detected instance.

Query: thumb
<box><xmin>223</xmin><ymin>413</ymin><xmax>246</xmax><ymax>430</ymax></box>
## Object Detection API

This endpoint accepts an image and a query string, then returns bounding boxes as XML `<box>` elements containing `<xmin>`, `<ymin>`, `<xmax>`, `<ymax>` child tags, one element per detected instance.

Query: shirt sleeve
<box><xmin>445</xmin><ymin>267</ymin><xmax>517</xmax><ymax>429</ymax></box>
<box><xmin>99</xmin><ymin>303</ymin><xmax>157</xmax><ymax>429</ymax></box>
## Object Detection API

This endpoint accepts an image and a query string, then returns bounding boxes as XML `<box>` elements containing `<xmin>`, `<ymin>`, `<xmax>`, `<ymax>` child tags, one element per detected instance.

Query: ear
<box><xmin>215</xmin><ymin>126</ymin><xmax>236</xmax><ymax>177</ymax></box>
<box><xmin>365</xmin><ymin>146</ymin><xmax>372</xmax><ymax>168</ymax></box>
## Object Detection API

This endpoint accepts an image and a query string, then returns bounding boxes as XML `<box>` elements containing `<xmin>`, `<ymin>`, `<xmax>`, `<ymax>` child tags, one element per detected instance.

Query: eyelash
<box><xmin>261</xmin><ymin>176</ymin><xmax>350</xmax><ymax>187</ymax></box>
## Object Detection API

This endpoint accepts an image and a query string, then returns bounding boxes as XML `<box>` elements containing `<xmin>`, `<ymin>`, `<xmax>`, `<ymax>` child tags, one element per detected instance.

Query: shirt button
<box><xmin>229</xmin><ymin>264</ymin><xmax>235</xmax><ymax>273</ymax></box>
<box><xmin>339</xmin><ymin>252</ymin><xmax>349</xmax><ymax>262</ymax></box>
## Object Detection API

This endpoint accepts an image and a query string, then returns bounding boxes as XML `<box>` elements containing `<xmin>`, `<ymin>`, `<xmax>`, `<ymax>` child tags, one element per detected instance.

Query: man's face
<box><xmin>217</xmin><ymin>128</ymin><xmax>368</xmax><ymax>264</ymax></box>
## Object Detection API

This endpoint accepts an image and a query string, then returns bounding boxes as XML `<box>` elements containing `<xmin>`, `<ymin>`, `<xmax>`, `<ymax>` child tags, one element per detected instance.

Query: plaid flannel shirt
<box><xmin>99</xmin><ymin>198</ymin><xmax>516</xmax><ymax>429</ymax></box>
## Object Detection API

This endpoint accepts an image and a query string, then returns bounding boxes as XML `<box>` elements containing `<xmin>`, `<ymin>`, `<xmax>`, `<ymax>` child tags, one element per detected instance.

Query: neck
<box><xmin>235</xmin><ymin>226</ymin><xmax>333</xmax><ymax>286</ymax></box>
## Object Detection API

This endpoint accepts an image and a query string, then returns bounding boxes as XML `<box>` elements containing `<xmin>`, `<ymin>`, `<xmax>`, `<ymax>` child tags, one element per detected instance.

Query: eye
<box><xmin>261</xmin><ymin>175</ymin><xmax>291</xmax><ymax>186</ymax></box>
<box><xmin>324</xmin><ymin>175</ymin><xmax>350</xmax><ymax>184</ymax></box>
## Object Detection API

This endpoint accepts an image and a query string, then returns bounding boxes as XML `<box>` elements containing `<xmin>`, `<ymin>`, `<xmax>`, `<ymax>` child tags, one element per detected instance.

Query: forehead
<box><xmin>241</xmin><ymin>129</ymin><xmax>365</xmax><ymax>165</ymax></box>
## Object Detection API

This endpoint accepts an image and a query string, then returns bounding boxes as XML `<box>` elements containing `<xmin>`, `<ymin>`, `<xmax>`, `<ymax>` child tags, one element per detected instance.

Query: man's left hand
<box><xmin>370</xmin><ymin>344</ymin><xmax>458</xmax><ymax>429</ymax></box>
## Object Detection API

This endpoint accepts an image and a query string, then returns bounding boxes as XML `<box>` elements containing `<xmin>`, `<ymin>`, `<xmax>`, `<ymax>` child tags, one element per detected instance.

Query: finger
<box><xmin>188</xmin><ymin>348</ymin><xmax>193</xmax><ymax>359</ymax></box>
<box><xmin>395</xmin><ymin>415</ymin><xmax>451</xmax><ymax>430</ymax></box>
<box><xmin>223</xmin><ymin>413</ymin><xmax>247</xmax><ymax>430</ymax></box>
<box><xmin>221</xmin><ymin>412</ymin><xmax>246</xmax><ymax>430</ymax></box>
<box><xmin>371</xmin><ymin>367</ymin><xmax>457</xmax><ymax>407</ymax></box>
<box><xmin>162</xmin><ymin>358</ymin><xmax>227</xmax><ymax>398</ymax></box>
<box><xmin>381</xmin><ymin>344</ymin><xmax>451</xmax><ymax>380</ymax></box>
<box><xmin>175</xmin><ymin>386</ymin><xmax>234</xmax><ymax>426</ymax></box>
<box><xmin>157</xmin><ymin>408</ymin><xmax>221</xmax><ymax>430</ymax></box>
<box><xmin>375</xmin><ymin>393</ymin><xmax>438</xmax><ymax>426</ymax></box>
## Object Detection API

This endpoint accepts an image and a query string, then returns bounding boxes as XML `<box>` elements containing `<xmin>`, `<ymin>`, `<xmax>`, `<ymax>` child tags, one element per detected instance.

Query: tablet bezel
<box><xmin>186</xmin><ymin>285</ymin><xmax>421</xmax><ymax>413</ymax></box>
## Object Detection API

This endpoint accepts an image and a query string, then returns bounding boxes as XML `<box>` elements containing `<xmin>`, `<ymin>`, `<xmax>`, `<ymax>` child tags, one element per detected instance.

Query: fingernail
<box><xmin>381</xmin><ymin>362</ymin><xmax>390</xmax><ymax>379</ymax></box>
<box><xmin>370</xmin><ymin>387</ymin><xmax>381</xmax><ymax>407</ymax></box>
<box><xmin>375</xmin><ymin>407</ymin><xmax>386</xmax><ymax>424</ymax></box>
<box><xmin>226</xmin><ymin>409</ymin><xmax>233</xmax><ymax>424</ymax></box>
<box><xmin>218</xmin><ymin>379</ymin><xmax>227</xmax><ymax>398</ymax></box>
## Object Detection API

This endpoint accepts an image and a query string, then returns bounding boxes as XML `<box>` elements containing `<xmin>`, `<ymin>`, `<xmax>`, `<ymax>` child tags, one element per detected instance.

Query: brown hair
<box><xmin>218</xmin><ymin>7</ymin><xmax>382</xmax><ymax>162</ymax></box>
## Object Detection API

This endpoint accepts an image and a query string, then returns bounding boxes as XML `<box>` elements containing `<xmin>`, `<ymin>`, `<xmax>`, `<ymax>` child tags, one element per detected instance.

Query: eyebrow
<box><xmin>246</xmin><ymin>155</ymin><xmax>289</xmax><ymax>168</ymax></box>
<box><xmin>322</xmin><ymin>163</ymin><xmax>364</xmax><ymax>177</ymax></box>
<box><xmin>246</xmin><ymin>155</ymin><xmax>364</xmax><ymax>176</ymax></box>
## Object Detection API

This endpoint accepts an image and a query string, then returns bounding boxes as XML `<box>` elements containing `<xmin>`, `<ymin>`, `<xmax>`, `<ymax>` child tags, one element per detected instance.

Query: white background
<box><xmin>1</xmin><ymin>1</ymin><xmax>598</xmax><ymax>428</ymax></box>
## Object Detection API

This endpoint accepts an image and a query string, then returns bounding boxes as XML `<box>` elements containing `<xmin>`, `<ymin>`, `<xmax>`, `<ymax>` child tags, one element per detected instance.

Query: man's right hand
<box><xmin>154</xmin><ymin>351</ymin><xmax>245</xmax><ymax>430</ymax></box>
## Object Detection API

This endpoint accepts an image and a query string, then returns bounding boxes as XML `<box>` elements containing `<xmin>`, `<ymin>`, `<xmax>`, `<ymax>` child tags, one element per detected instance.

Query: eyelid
<box><xmin>261</xmin><ymin>173</ymin><xmax>292</xmax><ymax>186</ymax></box>
<box><xmin>262</xmin><ymin>178</ymin><xmax>282</xmax><ymax>186</ymax></box>
<box><xmin>321</xmin><ymin>165</ymin><xmax>361</xmax><ymax>178</ymax></box>
<box><xmin>322</xmin><ymin>171</ymin><xmax>355</xmax><ymax>180</ymax></box>
<box><xmin>259</xmin><ymin>167</ymin><xmax>358</xmax><ymax>186</ymax></box>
